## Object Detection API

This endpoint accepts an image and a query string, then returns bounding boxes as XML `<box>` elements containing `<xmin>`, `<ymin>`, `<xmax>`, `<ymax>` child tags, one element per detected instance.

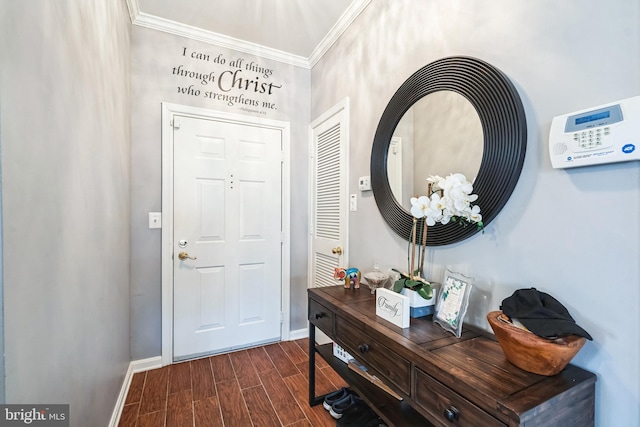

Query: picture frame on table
<box><xmin>433</xmin><ymin>269</ymin><xmax>474</xmax><ymax>338</ymax></box>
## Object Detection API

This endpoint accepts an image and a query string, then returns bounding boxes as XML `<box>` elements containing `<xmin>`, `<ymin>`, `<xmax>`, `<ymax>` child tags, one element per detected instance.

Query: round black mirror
<box><xmin>371</xmin><ymin>56</ymin><xmax>527</xmax><ymax>246</ymax></box>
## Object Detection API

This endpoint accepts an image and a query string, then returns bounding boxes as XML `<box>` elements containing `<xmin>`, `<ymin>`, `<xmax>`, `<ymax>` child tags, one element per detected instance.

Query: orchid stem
<box><xmin>418</xmin><ymin>183</ymin><xmax>432</xmax><ymax>275</ymax></box>
<box><xmin>419</xmin><ymin>218</ymin><xmax>427</xmax><ymax>273</ymax></box>
<box><xmin>410</xmin><ymin>217</ymin><xmax>417</xmax><ymax>281</ymax></box>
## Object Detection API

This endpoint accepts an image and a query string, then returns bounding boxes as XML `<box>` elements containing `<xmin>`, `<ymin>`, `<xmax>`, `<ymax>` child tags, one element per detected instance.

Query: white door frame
<box><xmin>160</xmin><ymin>103</ymin><xmax>291</xmax><ymax>366</ymax></box>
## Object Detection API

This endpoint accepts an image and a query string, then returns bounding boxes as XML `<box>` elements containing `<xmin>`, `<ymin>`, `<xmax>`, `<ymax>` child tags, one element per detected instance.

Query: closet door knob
<box><xmin>331</xmin><ymin>247</ymin><xmax>343</xmax><ymax>255</ymax></box>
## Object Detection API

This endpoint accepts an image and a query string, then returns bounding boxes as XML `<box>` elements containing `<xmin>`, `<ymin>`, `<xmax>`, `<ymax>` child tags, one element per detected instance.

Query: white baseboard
<box><xmin>108</xmin><ymin>356</ymin><xmax>163</xmax><ymax>427</ymax></box>
<box><xmin>107</xmin><ymin>329</ymin><xmax>310</xmax><ymax>427</ymax></box>
<box><xmin>288</xmin><ymin>328</ymin><xmax>308</xmax><ymax>341</ymax></box>
<box><xmin>130</xmin><ymin>356</ymin><xmax>163</xmax><ymax>373</ymax></box>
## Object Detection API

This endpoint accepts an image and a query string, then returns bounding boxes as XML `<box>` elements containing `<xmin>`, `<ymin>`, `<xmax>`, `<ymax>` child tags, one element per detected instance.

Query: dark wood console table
<box><xmin>308</xmin><ymin>286</ymin><xmax>596</xmax><ymax>427</ymax></box>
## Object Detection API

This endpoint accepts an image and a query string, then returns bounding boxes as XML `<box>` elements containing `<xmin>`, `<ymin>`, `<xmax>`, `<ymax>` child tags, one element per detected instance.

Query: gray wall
<box><xmin>130</xmin><ymin>27</ymin><xmax>310</xmax><ymax>359</ymax></box>
<box><xmin>0</xmin><ymin>1</ymin><xmax>132</xmax><ymax>425</ymax></box>
<box><xmin>0</xmin><ymin>93</ymin><xmax>4</xmax><ymax>404</ymax></box>
<box><xmin>311</xmin><ymin>1</ymin><xmax>639</xmax><ymax>426</ymax></box>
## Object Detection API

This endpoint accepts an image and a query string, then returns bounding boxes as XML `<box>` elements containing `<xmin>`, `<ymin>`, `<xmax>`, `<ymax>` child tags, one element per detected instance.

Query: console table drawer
<box><xmin>336</xmin><ymin>315</ymin><xmax>411</xmax><ymax>395</ymax></box>
<box><xmin>308</xmin><ymin>298</ymin><xmax>333</xmax><ymax>334</ymax></box>
<box><xmin>415</xmin><ymin>368</ymin><xmax>505</xmax><ymax>427</ymax></box>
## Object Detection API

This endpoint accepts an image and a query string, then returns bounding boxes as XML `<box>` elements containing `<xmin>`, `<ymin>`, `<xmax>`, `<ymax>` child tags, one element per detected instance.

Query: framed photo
<box><xmin>433</xmin><ymin>269</ymin><xmax>474</xmax><ymax>338</ymax></box>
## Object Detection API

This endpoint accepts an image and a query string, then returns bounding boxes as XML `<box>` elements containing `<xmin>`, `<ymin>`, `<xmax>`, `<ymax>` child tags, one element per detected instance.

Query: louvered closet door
<box><xmin>309</xmin><ymin>101</ymin><xmax>348</xmax><ymax>288</ymax></box>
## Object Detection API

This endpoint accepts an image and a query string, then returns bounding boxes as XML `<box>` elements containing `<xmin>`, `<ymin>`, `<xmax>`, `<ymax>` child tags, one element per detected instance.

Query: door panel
<box><xmin>196</xmin><ymin>267</ymin><xmax>225</xmax><ymax>331</ymax></box>
<box><xmin>198</xmin><ymin>179</ymin><xmax>225</xmax><ymax>239</ymax></box>
<box><xmin>238</xmin><ymin>263</ymin><xmax>266</xmax><ymax>324</ymax></box>
<box><xmin>173</xmin><ymin>115</ymin><xmax>282</xmax><ymax>359</ymax></box>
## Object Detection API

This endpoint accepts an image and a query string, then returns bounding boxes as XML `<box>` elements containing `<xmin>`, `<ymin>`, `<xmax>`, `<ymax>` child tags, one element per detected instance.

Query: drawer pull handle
<box><xmin>314</xmin><ymin>312</ymin><xmax>326</xmax><ymax>319</ymax></box>
<box><xmin>358</xmin><ymin>344</ymin><xmax>369</xmax><ymax>353</ymax></box>
<box><xmin>444</xmin><ymin>406</ymin><xmax>460</xmax><ymax>422</ymax></box>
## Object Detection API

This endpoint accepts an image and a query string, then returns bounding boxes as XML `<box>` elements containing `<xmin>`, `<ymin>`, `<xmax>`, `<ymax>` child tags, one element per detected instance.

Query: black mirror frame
<box><xmin>371</xmin><ymin>56</ymin><xmax>527</xmax><ymax>246</ymax></box>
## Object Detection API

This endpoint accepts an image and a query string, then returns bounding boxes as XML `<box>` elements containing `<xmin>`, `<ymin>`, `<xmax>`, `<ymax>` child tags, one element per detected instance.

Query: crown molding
<box><xmin>124</xmin><ymin>0</ymin><xmax>139</xmax><ymax>22</ymax></box>
<box><xmin>308</xmin><ymin>0</ymin><xmax>372</xmax><ymax>67</ymax></box>
<box><xmin>129</xmin><ymin>11</ymin><xmax>310</xmax><ymax>68</ymax></box>
<box><xmin>126</xmin><ymin>0</ymin><xmax>371</xmax><ymax>69</ymax></box>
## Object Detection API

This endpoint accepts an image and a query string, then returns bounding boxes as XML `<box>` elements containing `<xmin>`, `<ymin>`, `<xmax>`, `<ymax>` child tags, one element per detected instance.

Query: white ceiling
<box><xmin>130</xmin><ymin>0</ymin><xmax>370</xmax><ymax>67</ymax></box>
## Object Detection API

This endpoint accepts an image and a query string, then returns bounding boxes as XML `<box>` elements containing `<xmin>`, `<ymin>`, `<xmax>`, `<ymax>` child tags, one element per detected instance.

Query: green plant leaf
<box><xmin>391</xmin><ymin>268</ymin><xmax>410</xmax><ymax>280</ymax></box>
<box><xmin>392</xmin><ymin>279</ymin><xmax>406</xmax><ymax>293</ymax></box>
<box><xmin>416</xmin><ymin>284</ymin><xmax>433</xmax><ymax>300</ymax></box>
<box><xmin>404</xmin><ymin>279</ymin><xmax>422</xmax><ymax>290</ymax></box>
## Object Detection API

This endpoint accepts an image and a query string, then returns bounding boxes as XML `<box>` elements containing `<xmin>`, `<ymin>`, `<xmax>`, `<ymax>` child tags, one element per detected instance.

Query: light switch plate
<box><xmin>149</xmin><ymin>212</ymin><xmax>162</xmax><ymax>229</ymax></box>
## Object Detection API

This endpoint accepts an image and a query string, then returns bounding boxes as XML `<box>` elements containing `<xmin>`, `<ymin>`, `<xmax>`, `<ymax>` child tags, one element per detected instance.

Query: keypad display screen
<box><xmin>565</xmin><ymin>104</ymin><xmax>623</xmax><ymax>132</ymax></box>
<box><xmin>575</xmin><ymin>111</ymin><xmax>610</xmax><ymax>125</ymax></box>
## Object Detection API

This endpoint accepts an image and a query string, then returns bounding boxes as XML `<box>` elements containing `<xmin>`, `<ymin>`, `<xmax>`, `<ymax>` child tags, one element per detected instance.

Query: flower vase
<box><xmin>401</xmin><ymin>285</ymin><xmax>438</xmax><ymax>318</ymax></box>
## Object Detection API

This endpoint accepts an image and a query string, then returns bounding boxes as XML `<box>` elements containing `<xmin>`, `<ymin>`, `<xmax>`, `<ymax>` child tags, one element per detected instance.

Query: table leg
<box><xmin>308</xmin><ymin>322</ymin><xmax>326</xmax><ymax>406</ymax></box>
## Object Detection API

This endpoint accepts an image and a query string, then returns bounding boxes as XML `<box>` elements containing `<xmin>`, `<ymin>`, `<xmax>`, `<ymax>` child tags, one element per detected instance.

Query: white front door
<box><xmin>171</xmin><ymin>114</ymin><xmax>283</xmax><ymax>360</ymax></box>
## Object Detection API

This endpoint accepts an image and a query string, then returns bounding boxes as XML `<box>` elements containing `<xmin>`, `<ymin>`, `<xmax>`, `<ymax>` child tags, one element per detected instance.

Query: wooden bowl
<box><xmin>487</xmin><ymin>311</ymin><xmax>586</xmax><ymax>376</ymax></box>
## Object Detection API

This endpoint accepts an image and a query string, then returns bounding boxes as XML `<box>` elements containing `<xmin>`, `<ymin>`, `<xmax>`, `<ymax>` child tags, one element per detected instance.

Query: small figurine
<box><xmin>334</xmin><ymin>267</ymin><xmax>361</xmax><ymax>289</ymax></box>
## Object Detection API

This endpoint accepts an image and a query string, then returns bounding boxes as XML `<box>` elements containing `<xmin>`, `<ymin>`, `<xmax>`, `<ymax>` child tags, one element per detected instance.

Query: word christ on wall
<box><xmin>172</xmin><ymin>47</ymin><xmax>284</xmax><ymax>113</ymax></box>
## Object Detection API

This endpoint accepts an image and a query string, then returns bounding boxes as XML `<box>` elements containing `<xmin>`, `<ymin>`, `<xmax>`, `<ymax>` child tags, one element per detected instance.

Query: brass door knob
<box><xmin>331</xmin><ymin>247</ymin><xmax>343</xmax><ymax>255</ymax></box>
<box><xmin>178</xmin><ymin>251</ymin><xmax>197</xmax><ymax>260</ymax></box>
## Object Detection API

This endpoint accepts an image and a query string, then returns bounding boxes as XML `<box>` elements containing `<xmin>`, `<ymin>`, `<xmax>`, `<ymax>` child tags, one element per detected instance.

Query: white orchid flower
<box><xmin>426</xmin><ymin>175</ymin><xmax>443</xmax><ymax>185</ymax></box>
<box><xmin>420</xmin><ymin>173</ymin><xmax>482</xmax><ymax>229</ymax></box>
<box><xmin>410</xmin><ymin>196</ymin><xmax>430</xmax><ymax>219</ymax></box>
<box><xmin>430</xmin><ymin>193</ymin><xmax>445</xmax><ymax>210</ymax></box>
<box><xmin>424</xmin><ymin>199</ymin><xmax>443</xmax><ymax>226</ymax></box>
<box><xmin>467</xmin><ymin>205</ymin><xmax>482</xmax><ymax>223</ymax></box>
<box><xmin>450</xmin><ymin>173</ymin><xmax>468</xmax><ymax>184</ymax></box>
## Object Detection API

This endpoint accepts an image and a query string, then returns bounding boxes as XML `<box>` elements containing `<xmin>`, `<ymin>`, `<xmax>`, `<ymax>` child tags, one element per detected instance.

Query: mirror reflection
<box><xmin>387</xmin><ymin>91</ymin><xmax>483</xmax><ymax>209</ymax></box>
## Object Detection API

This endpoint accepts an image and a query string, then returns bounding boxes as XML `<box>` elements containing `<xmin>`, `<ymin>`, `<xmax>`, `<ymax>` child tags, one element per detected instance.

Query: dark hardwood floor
<box><xmin>118</xmin><ymin>338</ymin><xmax>347</xmax><ymax>427</ymax></box>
